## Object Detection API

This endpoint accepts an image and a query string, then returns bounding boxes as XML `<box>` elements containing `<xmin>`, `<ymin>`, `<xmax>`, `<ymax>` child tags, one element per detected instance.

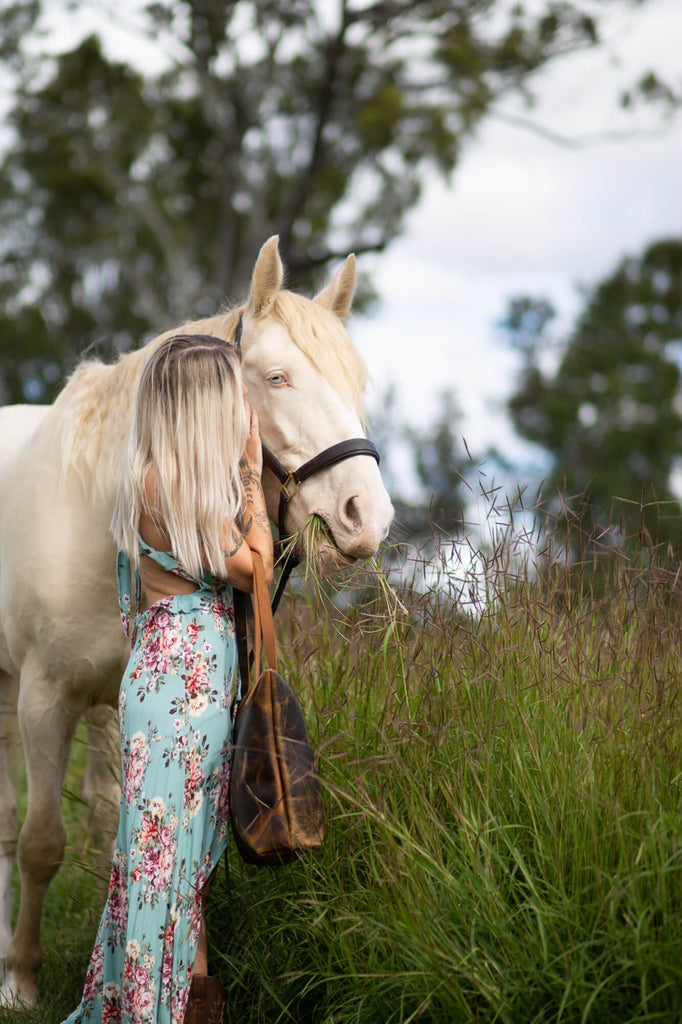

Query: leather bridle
<box><xmin>262</xmin><ymin>439</ymin><xmax>381</xmax><ymax>550</ymax></box>
<box><xmin>233</xmin><ymin>315</ymin><xmax>381</xmax><ymax>612</ymax></box>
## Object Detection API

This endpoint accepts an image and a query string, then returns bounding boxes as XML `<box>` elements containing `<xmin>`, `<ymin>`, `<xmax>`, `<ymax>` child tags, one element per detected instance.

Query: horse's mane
<box><xmin>51</xmin><ymin>294</ymin><xmax>367</xmax><ymax>497</ymax></box>
<box><xmin>52</xmin><ymin>310</ymin><xmax>238</xmax><ymax>495</ymax></box>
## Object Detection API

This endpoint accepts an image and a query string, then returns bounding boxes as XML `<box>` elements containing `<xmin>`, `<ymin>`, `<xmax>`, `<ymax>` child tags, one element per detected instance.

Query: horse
<box><xmin>0</xmin><ymin>236</ymin><xmax>394</xmax><ymax>1007</ymax></box>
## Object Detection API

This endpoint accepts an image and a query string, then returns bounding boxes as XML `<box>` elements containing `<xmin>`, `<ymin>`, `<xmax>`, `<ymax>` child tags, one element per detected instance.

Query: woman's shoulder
<box><xmin>142</xmin><ymin>465</ymin><xmax>160</xmax><ymax>507</ymax></box>
<box><xmin>140</xmin><ymin>469</ymin><xmax>169</xmax><ymax>546</ymax></box>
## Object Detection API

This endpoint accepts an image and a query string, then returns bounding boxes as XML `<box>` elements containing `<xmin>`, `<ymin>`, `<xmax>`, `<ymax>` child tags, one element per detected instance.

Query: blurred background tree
<box><xmin>0</xmin><ymin>0</ymin><xmax>655</xmax><ymax>404</ymax></box>
<box><xmin>370</xmin><ymin>386</ymin><xmax>472</xmax><ymax>547</ymax></box>
<box><xmin>504</xmin><ymin>237</ymin><xmax>682</xmax><ymax>552</ymax></box>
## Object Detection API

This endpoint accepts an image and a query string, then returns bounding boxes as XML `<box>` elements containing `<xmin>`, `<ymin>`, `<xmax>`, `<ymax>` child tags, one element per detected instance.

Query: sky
<box><xmin>351</xmin><ymin>0</ymin><xmax>682</xmax><ymax>492</ymax></box>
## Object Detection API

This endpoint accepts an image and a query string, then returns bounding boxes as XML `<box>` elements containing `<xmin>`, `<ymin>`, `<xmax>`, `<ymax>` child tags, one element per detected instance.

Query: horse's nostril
<box><xmin>344</xmin><ymin>495</ymin><xmax>362</xmax><ymax>528</ymax></box>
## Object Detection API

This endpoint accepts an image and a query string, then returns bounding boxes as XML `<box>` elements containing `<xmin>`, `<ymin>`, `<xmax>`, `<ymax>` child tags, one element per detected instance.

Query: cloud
<box><xmin>355</xmin><ymin>0</ymin><xmax>682</xmax><ymax>469</ymax></box>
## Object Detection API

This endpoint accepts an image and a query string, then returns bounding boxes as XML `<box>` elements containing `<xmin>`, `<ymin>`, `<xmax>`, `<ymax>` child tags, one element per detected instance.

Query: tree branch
<box><xmin>277</xmin><ymin>3</ymin><xmax>351</xmax><ymax>255</ymax></box>
<box><xmin>288</xmin><ymin>239</ymin><xmax>388</xmax><ymax>273</ymax></box>
<box><xmin>489</xmin><ymin>107</ymin><xmax>675</xmax><ymax>148</ymax></box>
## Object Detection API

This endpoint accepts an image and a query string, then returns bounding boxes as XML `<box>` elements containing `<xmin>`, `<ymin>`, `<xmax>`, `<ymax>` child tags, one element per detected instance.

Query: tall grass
<box><xmin>4</xmin><ymin>513</ymin><xmax>682</xmax><ymax>1023</ymax></box>
<box><xmin>209</xmin><ymin>522</ymin><xmax>682</xmax><ymax>1024</ymax></box>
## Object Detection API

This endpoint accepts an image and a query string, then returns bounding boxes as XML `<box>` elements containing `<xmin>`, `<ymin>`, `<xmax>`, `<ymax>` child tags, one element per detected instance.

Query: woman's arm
<box><xmin>239</xmin><ymin>474</ymin><xmax>273</xmax><ymax>569</ymax></box>
<box><xmin>218</xmin><ymin>522</ymin><xmax>258</xmax><ymax>592</ymax></box>
<box><xmin>219</xmin><ymin>405</ymin><xmax>274</xmax><ymax>591</ymax></box>
<box><xmin>239</xmin><ymin>405</ymin><xmax>274</xmax><ymax>580</ymax></box>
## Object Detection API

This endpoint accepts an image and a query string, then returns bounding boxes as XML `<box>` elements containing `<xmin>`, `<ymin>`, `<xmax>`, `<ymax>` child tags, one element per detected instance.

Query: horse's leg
<box><xmin>1</xmin><ymin>658</ymin><xmax>78</xmax><ymax>1008</ymax></box>
<box><xmin>0</xmin><ymin>672</ymin><xmax>19</xmax><ymax>980</ymax></box>
<box><xmin>81</xmin><ymin>704</ymin><xmax>120</xmax><ymax>870</ymax></box>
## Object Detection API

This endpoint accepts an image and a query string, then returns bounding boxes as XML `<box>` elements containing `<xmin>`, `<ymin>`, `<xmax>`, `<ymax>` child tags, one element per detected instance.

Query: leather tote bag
<box><xmin>230</xmin><ymin>552</ymin><xmax>325</xmax><ymax>865</ymax></box>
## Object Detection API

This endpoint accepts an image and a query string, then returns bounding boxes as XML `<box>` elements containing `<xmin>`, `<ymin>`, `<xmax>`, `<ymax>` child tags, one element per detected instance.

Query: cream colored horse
<box><xmin>0</xmin><ymin>236</ymin><xmax>393</xmax><ymax>1006</ymax></box>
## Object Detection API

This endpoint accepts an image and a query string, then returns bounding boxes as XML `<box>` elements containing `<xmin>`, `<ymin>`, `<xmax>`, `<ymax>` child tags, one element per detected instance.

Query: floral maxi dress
<box><xmin>62</xmin><ymin>537</ymin><xmax>237</xmax><ymax>1024</ymax></box>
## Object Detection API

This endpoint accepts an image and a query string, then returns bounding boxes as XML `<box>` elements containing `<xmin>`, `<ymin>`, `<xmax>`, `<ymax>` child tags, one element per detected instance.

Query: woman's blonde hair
<box><xmin>111</xmin><ymin>334</ymin><xmax>248</xmax><ymax>579</ymax></box>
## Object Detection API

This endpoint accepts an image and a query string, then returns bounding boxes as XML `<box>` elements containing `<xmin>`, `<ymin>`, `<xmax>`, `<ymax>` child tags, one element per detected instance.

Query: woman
<box><xmin>62</xmin><ymin>334</ymin><xmax>273</xmax><ymax>1024</ymax></box>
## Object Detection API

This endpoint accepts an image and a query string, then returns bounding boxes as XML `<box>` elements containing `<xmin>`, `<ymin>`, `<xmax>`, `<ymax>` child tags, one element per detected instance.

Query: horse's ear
<box><xmin>246</xmin><ymin>236</ymin><xmax>284</xmax><ymax>317</ymax></box>
<box><xmin>314</xmin><ymin>254</ymin><xmax>356</xmax><ymax>319</ymax></box>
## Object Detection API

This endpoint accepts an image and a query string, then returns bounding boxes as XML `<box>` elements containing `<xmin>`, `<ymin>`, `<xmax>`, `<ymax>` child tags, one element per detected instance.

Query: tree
<box><xmin>404</xmin><ymin>389</ymin><xmax>472</xmax><ymax>540</ymax></box>
<box><xmin>0</xmin><ymin>0</ymin><xmax>654</xmax><ymax>402</ymax></box>
<box><xmin>505</xmin><ymin>238</ymin><xmax>682</xmax><ymax>550</ymax></box>
<box><xmin>370</xmin><ymin>386</ymin><xmax>473</xmax><ymax>547</ymax></box>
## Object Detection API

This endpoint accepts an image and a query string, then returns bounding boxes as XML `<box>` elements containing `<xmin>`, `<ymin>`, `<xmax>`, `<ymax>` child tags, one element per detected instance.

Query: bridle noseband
<box><xmin>233</xmin><ymin>315</ymin><xmax>381</xmax><ymax>612</ymax></box>
<box><xmin>262</xmin><ymin>436</ymin><xmax>380</xmax><ymax>613</ymax></box>
<box><xmin>261</xmin><ymin>438</ymin><xmax>380</xmax><ymax>548</ymax></box>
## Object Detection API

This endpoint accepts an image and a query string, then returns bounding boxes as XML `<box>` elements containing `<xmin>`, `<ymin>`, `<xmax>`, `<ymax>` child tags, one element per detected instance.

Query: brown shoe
<box><xmin>184</xmin><ymin>974</ymin><xmax>227</xmax><ymax>1024</ymax></box>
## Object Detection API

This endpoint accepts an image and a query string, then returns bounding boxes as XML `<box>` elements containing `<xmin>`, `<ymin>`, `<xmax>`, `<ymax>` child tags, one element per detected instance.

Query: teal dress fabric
<box><xmin>62</xmin><ymin>537</ymin><xmax>237</xmax><ymax>1024</ymax></box>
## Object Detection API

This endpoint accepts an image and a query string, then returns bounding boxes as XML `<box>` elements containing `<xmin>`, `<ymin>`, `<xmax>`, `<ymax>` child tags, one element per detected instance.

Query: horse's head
<box><xmin>238</xmin><ymin>237</ymin><xmax>393</xmax><ymax>568</ymax></box>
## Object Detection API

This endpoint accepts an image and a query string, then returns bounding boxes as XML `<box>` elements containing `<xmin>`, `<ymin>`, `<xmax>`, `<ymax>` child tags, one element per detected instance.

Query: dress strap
<box><xmin>116</xmin><ymin>551</ymin><xmax>141</xmax><ymax>640</ymax></box>
<box><xmin>137</xmin><ymin>532</ymin><xmax>208</xmax><ymax>586</ymax></box>
<box><xmin>137</xmin><ymin>533</ymin><xmax>184</xmax><ymax>574</ymax></box>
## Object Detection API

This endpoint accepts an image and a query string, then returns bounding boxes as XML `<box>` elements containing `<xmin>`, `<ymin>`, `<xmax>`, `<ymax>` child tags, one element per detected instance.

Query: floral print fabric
<box><xmin>62</xmin><ymin>546</ymin><xmax>236</xmax><ymax>1024</ymax></box>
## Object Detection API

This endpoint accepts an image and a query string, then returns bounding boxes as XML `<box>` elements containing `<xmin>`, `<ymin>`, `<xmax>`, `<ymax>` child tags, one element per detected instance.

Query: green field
<box><xmin>3</xmin><ymin>532</ymin><xmax>682</xmax><ymax>1023</ymax></box>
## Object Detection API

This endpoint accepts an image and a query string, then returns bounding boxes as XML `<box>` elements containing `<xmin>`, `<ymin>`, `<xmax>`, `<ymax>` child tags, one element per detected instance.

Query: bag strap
<box><xmin>234</xmin><ymin>552</ymin><xmax>277</xmax><ymax>695</ymax></box>
<box><xmin>130</xmin><ymin>566</ymin><xmax>141</xmax><ymax>649</ymax></box>
<box><xmin>251</xmin><ymin>551</ymin><xmax>277</xmax><ymax>678</ymax></box>
<box><xmin>234</xmin><ymin>589</ymin><xmax>250</xmax><ymax>691</ymax></box>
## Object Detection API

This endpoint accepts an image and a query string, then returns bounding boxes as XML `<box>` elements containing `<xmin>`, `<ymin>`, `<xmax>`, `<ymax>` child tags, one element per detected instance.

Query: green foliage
<box><xmin>0</xmin><ymin>0</ymin><xmax>632</xmax><ymax>401</ymax></box>
<box><xmin>405</xmin><ymin>388</ymin><xmax>471</xmax><ymax>538</ymax></box>
<box><xmin>0</xmin><ymin>36</ymin><xmax>154</xmax><ymax>402</ymax></box>
<box><xmin>208</xmin><ymin>534</ymin><xmax>682</xmax><ymax>1023</ymax></box>
<box><xmin>370</xmin><ymin>387</ymin><xmax>473</xmax><ymax>545</ymax></box>
<box><xmin>505</xmin><ymin>238</ymin><xmax>682</xmax><ymax>551</ymax></box>
<box><xmin>0</xmin><ymin>2</ymin><xmax>39</xmax><ymax>65</ymax></box>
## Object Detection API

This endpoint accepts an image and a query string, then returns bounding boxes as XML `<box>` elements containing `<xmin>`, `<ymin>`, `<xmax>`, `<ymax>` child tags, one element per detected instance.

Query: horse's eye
<box><xmin>267</xmin><ymin>372</ymin><xmax>288</xmax><ymax>387</ymax></box>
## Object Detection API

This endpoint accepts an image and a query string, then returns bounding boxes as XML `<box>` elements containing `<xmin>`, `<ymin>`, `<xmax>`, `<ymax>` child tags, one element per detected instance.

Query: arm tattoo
<box><xmin>223</xmin><ymin>524</ymin><xmax>244</xmax><ymax>558</ymax></box>
<box><xmin>253</xmin><ymin>509</ymin><xmax>270</xmax><ymax>530</ymax></box>
<box><xmin>241</xmin><ymin>509</ymin><xmax>269</xmax><ymax>537</ymax></box>
<box><xmin>239</xmin><ymin>457</ymin><xmax>258</xmax><ymax>486</ymax></box>
<box><xmin>240</xmin><ymin>460</ymin><xmax>266</xmax><ymax>508</ymax></box>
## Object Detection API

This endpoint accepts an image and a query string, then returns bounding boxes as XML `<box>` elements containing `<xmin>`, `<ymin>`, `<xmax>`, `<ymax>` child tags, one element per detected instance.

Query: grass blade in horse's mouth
<box><xmin>281</xmin><ymin>514</ymin><xmax>356</xmax><ymax>572</ymax></box>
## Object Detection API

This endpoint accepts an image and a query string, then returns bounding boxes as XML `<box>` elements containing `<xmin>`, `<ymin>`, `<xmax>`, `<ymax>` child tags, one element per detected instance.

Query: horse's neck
<box><xmin>0</xmin><ymin>405</ymin><xmax>50</xmax><ymax>466</ymax></box>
